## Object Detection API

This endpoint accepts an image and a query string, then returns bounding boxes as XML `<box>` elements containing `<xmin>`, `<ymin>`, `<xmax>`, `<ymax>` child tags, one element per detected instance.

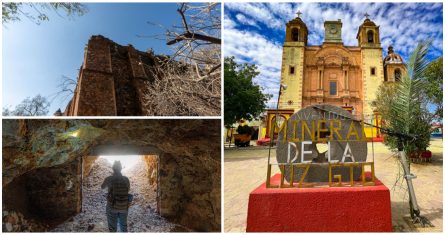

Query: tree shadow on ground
<box><xmin>391</xmin><ymin>201</ymin><xmax>442</xmax><ymax>232</ymax></box>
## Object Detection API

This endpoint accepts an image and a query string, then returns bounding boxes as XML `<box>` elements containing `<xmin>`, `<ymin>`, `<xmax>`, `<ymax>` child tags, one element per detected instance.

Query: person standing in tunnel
<box><xmin>101</xmin><ymin>161</ymin><xmax>131</xmax><ymax>232</ymax></box>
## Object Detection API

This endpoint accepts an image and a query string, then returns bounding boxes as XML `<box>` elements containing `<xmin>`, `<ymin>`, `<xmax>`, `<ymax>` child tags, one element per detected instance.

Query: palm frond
<box><xmin>408</xmin><ymin>39</ymin><xmax>433</xmax><ymax>81</ymax></box>
<box><xmin>390</xmin><ymin>40</ymin><xmax>432</xmax><ymax>134</ymax></box>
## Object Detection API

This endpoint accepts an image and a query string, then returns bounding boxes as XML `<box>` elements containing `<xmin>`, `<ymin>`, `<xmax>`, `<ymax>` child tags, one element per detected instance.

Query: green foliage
<box><xmin>2</xmin><ymin>3</ymin><xmax>87</xmax><ymax>24</ymax></box>
<box><xmin>224</xmin><ymin>57</ymin><xmax>271</xmax><ymax>127</ymax></box>
<box><xmin>3</xmin><ymin>95</ymin><xmax>50</xmax><ymax>116</ymax></box>
<box><xmin>423</xmin><ymin>57</ymin><xmax>443</xmax><ymax>121</ymax></box>
<box><xmin>373</xmin><ymin>41</ymin><xmax>434</xmax><ymax>155</ymax></box>
<box><xmin>2</xmin><ymin>3</ymin><xmax>20</xmax><ymax>23</ymax></box>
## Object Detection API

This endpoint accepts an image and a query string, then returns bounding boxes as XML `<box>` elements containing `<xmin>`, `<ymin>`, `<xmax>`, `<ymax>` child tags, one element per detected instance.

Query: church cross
<box><xmin>364</xmin><ymin>12</ymin><xmax>370</xmax><ymax>19</ymax></box>
<box><xmin>296</xmin><ymin>10</ymin><xmax>302</xmax><ymax>18</ymax></box>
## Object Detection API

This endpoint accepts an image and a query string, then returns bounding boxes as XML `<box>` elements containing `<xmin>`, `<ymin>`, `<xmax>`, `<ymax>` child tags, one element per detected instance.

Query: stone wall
<box><xmin>74</xmin><ymin>70</ymin><xmax>117</xmax><ymax>116</ymax></box>
<box><xmin>64</xmin><ymin>35</ymin><xmax>163</xmax><ymax>116</ymax></box>
<box><xmin>279</xmin><ymin>42</ymin><xmax>305</xmax><ymax>112</ymax></box>
<box><xmin>60</xmin><ymin>34</ymin><xmax>221</xmax><ymax>116</ymax></box>
<box><xmin>361</xmin><ymin>48</ymin><xmax>384</xmax><ymax>115</ymax></box>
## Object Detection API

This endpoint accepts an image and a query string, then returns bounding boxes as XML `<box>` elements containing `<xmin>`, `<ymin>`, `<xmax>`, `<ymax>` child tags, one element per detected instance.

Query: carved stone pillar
<box><xmin>314</xmin><ymin>57</ymin><xmax>325</xmax><ymax>103</ymax></box>
<box><xmin>342</xmin><ymin>59</ymin><xmax>350</xmax><ymax>97</ymax></box>
<box><xmin>317</xmin><ymin>65</ymin><xmax>324</xmax><ymax>97</ymax></box>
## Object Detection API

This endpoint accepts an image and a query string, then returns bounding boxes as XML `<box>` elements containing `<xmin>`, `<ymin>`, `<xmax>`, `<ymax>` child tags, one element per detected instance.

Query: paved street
<box><xmin>224</xmin><ymin>139</ymin><xmax>443</xmax><ymax>232</ymax></box>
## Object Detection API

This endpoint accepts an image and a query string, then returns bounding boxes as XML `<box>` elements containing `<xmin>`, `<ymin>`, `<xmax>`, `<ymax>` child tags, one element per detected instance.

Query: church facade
<box><xmin>277</xmin><ymin>13</ymin><xmax>406</xmax><ymax>118</ymax></box>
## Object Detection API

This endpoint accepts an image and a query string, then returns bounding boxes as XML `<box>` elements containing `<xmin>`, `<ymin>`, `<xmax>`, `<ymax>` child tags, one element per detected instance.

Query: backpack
<box><xmin>109</xmin><ymin>176</ymin><xmax>129</xmax><ymax>210</ymax></box>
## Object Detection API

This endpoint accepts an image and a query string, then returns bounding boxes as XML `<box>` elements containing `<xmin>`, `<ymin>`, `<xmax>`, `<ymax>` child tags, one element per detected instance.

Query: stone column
<box><xmin>342</xmin><ymin>65</ymin><xmax>350</xmax><ymax>96</ymax></box>
<box><xmin>317</xmin><ymin>66</ymin><xmax>324</xmax><ymax>98</ymax></box>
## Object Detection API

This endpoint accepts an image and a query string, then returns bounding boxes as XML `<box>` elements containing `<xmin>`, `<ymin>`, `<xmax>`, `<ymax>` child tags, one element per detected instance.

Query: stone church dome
<box><xmin>384</xmin><ymin>46</ymin><xmax>404</xmax><ymax>64</ymax></box>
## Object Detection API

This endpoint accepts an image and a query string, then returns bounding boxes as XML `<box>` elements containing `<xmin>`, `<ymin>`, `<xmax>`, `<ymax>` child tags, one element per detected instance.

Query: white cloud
<box><xmin>224</xmin><ymin>28</ymin><xmax>283</xmax><ymax>105</ymax></box>
<box><xmin>224</xmin><ymin>14</ymin><xmax>237</xmax><ymax>29</ymax></box>
<box><xmin>225</xmin><ymin>3</ymin><xmax>284</xmax><ymax>29</ymax></box>
<box><xmin>235</xmin><ymin>13</ymin><xmax>259</xmax><ymax>28</ymax></box>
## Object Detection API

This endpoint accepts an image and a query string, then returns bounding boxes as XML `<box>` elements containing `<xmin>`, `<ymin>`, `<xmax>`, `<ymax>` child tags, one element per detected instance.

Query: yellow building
<box><xmin>267</xmin><ymin>12</ymin><xmax>407</xmax><ymax>139</ymax></box>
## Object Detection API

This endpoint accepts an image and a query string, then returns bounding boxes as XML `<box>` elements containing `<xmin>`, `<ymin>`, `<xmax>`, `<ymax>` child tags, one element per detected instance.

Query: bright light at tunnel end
<box><xmin>99</xmin><ymin>155</ymin><xmax>141</xmax><ymax>172</ymax></box>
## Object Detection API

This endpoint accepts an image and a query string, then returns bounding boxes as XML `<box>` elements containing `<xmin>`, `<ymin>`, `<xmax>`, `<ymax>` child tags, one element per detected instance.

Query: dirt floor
<box><xmin>51</xmin><ymin>158</ymin><xmax>179</xmax><ymax>232</ymax></box>
<box><xmin>224</xmin><ymin>138</ymin><xmax>443</xmax><ymax>232</ymax></box>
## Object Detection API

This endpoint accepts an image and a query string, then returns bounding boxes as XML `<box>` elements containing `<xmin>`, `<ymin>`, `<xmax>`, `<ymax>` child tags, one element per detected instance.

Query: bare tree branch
<box><xmin>166</xmin><ymin>32</ymin><xmax>221</xmax><ymax>45</ymax></box>
<box><xmin>141</xmin><ymin>3</ymin><xmax>221</xmax><ymax>115</ymax></box>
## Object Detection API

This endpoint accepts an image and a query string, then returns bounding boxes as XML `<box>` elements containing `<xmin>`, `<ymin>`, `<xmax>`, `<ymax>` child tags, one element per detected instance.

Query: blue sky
<box><xmin>3</xmin><ymin>3</ymin><xmax>188</xmax><ymax>114</ymax></box>
<box><xmin>224</xmin><ymin>2</ymin><xmax>443</xmax><ymax>106</ymax></box>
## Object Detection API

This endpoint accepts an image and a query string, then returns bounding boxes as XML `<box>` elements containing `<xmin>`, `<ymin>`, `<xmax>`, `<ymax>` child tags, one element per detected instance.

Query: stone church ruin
<box><xmin>60</xmin><ymin>35</ymin><xmax>220</xmax><ymax>116</ymax></box>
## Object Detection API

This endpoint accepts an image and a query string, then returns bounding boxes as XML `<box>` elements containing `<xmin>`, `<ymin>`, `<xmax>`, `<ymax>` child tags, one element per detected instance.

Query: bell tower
<box><xmin>284</xmin><ymin>11</ymin><xmax>308</xmax><ymax>45</ymax></box>
<box><xmin>357</xmin><ymin>14</ymin><xmax>384</xmax><ymax>116</ymax></box>
<box><xmin>356</xmin><ymin>13</ymin><xmax>381</xmax><ymax>47</ymax></box>
<box><xmin>279</xmin><ymin>11</ymin><xmax>308</xmax><ymax>112</ymax></box>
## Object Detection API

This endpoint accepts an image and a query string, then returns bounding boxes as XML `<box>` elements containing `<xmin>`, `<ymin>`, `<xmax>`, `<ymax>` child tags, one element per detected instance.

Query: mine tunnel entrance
<box><xmin>51</xmin><ymin>154</ymin><xmax>180</xmax><ymax>232</ymax></box>
<box><xmin>3</xmin><ymin>150</ymin><xmax>188</xmax><ymax>232</ymax></box>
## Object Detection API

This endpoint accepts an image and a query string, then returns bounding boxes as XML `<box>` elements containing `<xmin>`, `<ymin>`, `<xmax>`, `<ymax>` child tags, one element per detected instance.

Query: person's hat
<box><xmin>112</xmin><ymin>161</ymin><xmax>122</xmax><ymax>172</ymax></box>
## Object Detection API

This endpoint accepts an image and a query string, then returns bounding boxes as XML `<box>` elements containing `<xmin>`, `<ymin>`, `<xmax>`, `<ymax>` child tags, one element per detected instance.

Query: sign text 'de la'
<box><xmin>269</xmin><ymin>104</ymin><xmax>375</xmax><ymax>188</ymax></box>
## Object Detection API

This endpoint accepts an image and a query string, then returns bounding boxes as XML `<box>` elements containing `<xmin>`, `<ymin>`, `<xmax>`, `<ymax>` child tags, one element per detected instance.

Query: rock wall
<box><xmin>26</xmin><ymin>158</ymin><xmax>82</xmax><ymax>220</ymax></box>
<box><xmin>143</xmin><ymin>155</ymin><xmax>158</xmax><ymax>186</ymax></box>
<box><xmin>3</xmin><ymin>158</ymin><xmax>81</xmax><ymax>232</ymax></box>
<box><xmin>2</xmin><ymin>119</ymin><xmax>221</xmax><ymax>232</ymax></box>
<box><xmin>2</xmin><ymin>210</ymin><xmax>49</xmax><ymax>232</ymax></box>
<box><xmin>159</xmin><ymin>152</ymin><xmax>220</xmax><ymax>232</ymax></box>
<box><xmin>2</xmin><ymin>119</ymin><xmax>104</xmax><ymax>187</ymax></box>
<box><xmin>83</xmin><ymin>156</ymin><xmax>99</xmax><ymax>177</ymax></box>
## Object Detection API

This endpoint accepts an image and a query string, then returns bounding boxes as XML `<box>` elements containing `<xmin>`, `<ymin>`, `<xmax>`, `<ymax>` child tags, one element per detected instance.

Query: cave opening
<box><xmin>50</xmin><ymin>154</ymin><xmax>180</xmax><ymax>232</ymax></box>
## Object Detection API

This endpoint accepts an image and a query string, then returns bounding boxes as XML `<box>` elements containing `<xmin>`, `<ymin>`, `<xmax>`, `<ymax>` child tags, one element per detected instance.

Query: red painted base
<box><xmin>371</xmin><ymin>136</ymin><xmax>384</xmax><ymax>142</ymax></box>
<box><xmin>246</xmin><ymin>174</ymin><xmax>392</xmax><ymax>232</ymax></box>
